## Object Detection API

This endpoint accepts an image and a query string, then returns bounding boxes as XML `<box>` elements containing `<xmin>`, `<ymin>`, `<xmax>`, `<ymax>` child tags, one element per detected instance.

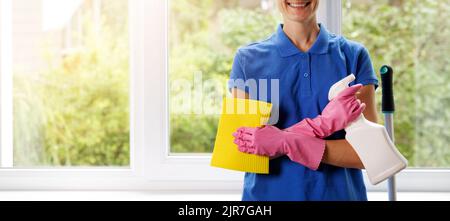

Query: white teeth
<box><xmin>287</xmin><ymin>2</ymin><xmax>309</xmax><ymax>8</ymax></box>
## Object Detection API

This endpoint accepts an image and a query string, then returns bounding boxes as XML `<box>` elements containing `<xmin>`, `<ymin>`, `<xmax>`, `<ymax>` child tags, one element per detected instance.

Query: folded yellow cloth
<box><xmin>210</xmin><ymin>97</ymin><xmax>272</xmax><ymax>174</ymax></box>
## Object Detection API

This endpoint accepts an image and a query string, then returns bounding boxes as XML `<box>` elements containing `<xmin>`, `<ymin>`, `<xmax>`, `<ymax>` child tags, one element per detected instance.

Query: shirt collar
<box><xmin>274</xmin><ymin>23</ymin><xmax>330</xmax><ymax>57</ymax></box>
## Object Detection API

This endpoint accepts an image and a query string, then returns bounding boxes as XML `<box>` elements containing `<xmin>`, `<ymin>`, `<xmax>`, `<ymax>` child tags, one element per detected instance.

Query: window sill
<box><xmin>0</xmin><ymin>191</ymin><xmax>449</xmax><ymax>201</ymax></box>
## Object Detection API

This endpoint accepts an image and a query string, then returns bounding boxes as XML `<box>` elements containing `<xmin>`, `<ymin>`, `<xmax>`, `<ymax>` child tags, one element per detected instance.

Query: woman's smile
<box><xmin>286</xmin><ymin>0</ymin><xmax>311</xmax><ymax>9</ymax></box>
<box><xmin>279</xmin><ymin>0</ymin><xmax>316</xmax><ymax>20</ymax></box>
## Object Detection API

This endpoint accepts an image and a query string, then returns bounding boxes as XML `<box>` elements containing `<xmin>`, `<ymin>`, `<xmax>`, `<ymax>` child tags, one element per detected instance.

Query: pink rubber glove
<box><xmin>284</xmin><ymin>84</ymin><xmax>366</xmax><ymax>138</ymax></box>
<box><xmin>233</xmin><ymin>126</ymin><xmax>326</xmax><ymax>170</ymax></box>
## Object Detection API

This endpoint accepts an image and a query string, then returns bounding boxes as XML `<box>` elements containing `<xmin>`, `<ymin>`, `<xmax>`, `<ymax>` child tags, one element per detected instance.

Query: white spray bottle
<box><xmin>328</xmin><ymin>74</ymin><xmax>408</xmax><ymax>185</ymax></box>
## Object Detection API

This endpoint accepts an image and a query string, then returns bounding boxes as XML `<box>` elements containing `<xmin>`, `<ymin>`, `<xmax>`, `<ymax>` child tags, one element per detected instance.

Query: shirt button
<box><xmin>304</xmin><ymin>73</ymin><xmax>309</xmax><ymax>78</ymax></box>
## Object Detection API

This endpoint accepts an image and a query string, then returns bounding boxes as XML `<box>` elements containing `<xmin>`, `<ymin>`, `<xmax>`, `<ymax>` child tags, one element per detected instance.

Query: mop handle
<box><xmin>381</xmin><ymin>65</ymin><xmax>395</xmax><ymax>113</ymax></box>
<box><xmin>380</xmin><ymin>65</ymin><xmax>397</xmax><ymax>201</ymax></box>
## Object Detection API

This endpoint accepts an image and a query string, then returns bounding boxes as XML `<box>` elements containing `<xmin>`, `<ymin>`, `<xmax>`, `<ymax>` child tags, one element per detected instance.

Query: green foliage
<box><xmin>13</xmin><ymin>0</ymin><xmax>129</xmax><ymax>166</ymax></box>
<box><xmin>410</xmin><ymin>1</ymin><xmax>450</xmax><ymax>166</ymax></box>
<box><xmin>343</xmin><ymin>0</ymin><xmax>450</xmax><ymax>167</ymax></box>
<box><xmin>170</xmin><ymin>115</ymin><xmax>219</xmax><ymax>153</ymax></box>
<box><xmin>218</xmin><ymin>8</ymin><xmax>281</xmax><ymax>49</ymax></box>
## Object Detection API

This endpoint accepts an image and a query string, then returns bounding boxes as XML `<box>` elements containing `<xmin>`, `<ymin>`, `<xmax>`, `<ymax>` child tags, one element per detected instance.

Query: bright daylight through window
<box><xmin>2</xmin><ymin>0</ymin><xmax>130</xmax><ymax>167</ymax></box>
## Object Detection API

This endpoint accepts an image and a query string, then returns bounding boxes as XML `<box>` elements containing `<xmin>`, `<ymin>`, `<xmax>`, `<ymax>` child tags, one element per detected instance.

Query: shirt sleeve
<box><xmin>228</xmin><ymin>49</ymin><xmax>248</xmax><ymax>93</ymax></box>
<box><xmin>354</xmin><ymin>47</ymin><xmax>379</xmax><ymax>91</ymax></box>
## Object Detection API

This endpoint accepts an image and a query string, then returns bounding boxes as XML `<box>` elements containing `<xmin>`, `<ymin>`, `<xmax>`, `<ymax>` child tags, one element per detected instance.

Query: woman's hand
<box><xmin>321</xmin><ymin>84</ymin><xmax>366</xmax><ymax>131</ymax></box>
<box><xmin>284</xmin><ymin>84</ymin><xmax>366</xmax><ymax>138</ymax></box>
<box><xmin>233</xmin><ymin>126</ymin><xmax>286</xmax><ymax>159</ymax></box>
<box><xmin>233</xmin><ymin>125</ymin><xmax>326</xmax><ymax>170</ymax></box>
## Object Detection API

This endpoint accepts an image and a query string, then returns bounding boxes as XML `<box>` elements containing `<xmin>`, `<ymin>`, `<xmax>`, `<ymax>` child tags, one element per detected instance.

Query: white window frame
<box><xmin>0</xmin><ymin>0</ymin><xmax>448</xmax><ymax>192</ymax></box>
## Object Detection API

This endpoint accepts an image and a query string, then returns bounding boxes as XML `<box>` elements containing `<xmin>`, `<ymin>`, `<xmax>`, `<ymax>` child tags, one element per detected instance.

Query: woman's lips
<box><xmin>286</xmin><ymin>1</ymin><xmax>311</xmax><ymax>8</ymax></box>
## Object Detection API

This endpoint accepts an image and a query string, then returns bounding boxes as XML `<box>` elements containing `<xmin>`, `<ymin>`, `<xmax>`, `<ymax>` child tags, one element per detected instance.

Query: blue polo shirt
<box><xmin>228</xmin><ymin>24</ymin><xmax>379</xmax><ymax>201</ymax></box>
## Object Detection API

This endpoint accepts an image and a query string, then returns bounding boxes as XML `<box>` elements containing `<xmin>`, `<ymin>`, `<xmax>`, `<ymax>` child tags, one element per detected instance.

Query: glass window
<box><xmin>169</xmin><ymin>0</ymin><xmax>280</xmax><ymax>153</ymax></box>
<box><xmin>9</xmin><ymin>0</ymin><xmax>130</xmax><ymax>167</ymax></box>
<box><xmin>343</xmin><ymin>0</ymin><xmax>450</xmax><ymax>167</ymax></box>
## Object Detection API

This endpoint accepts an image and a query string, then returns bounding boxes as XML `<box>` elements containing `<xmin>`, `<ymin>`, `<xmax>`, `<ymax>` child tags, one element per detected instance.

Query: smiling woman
<box><xmin>0</xmin><ymin>0</ymin><xmax>447</xmax><ymax>193</ymax></box>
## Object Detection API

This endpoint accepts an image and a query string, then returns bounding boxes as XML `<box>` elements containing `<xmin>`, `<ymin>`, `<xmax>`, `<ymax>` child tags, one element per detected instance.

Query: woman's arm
<box><xmin>231</xmin><ymin>85</ymin><xmax>378</xmax><ymax>169</ymax></box>
<box><xmin>322</xmin><ymin>85</ymin><xmax>378</xmax><ymax>169</ymax></box>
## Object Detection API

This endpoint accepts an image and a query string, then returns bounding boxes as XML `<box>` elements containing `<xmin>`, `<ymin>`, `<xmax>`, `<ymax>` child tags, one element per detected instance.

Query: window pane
<box><xmin>168</xmin><ymin>0</ymin><xmax>280</xmax><ymax>153</ymax></box>
<box><xmin>12</xmin><ymin>0</ymin><xmax>130</xmax><ymax>166</ymax></box>
<box><xmin>343</xmin><ymin>0</ymin><xmax>450</xmax><ymax>167</ymax></box>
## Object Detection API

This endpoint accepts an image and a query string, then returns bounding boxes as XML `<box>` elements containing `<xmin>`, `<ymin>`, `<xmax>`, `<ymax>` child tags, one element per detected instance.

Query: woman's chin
<box><xmin>285</xmin><ymin>14</ymin><xmax>312</xmax><ymax>23</ymax></box>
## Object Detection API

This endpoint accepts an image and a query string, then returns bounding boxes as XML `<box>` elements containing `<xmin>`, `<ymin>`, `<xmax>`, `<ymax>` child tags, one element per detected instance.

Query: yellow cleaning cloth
<box><xmin>210</xmin><ymin>97</ymin><xmax>272</xmax><ymax>174</ymax></box>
